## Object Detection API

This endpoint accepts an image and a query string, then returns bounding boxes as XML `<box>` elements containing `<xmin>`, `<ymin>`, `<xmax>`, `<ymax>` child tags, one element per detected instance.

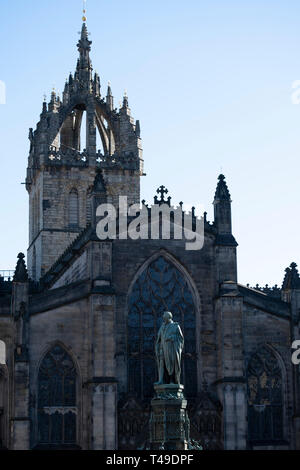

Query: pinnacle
<box><xmin>13</xmin><ymin>253</ymin><xmax>28</xmax><ymax>283</ymax></box>
<box><xmin>214</xmin><ymin>174</ymin><xmax>231</xmax><ymax>201</ymax></box>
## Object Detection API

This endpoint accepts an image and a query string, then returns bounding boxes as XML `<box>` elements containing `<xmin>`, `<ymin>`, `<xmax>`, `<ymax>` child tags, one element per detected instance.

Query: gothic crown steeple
<box><xmin>25</xmin><ymin>18</ymin><xmax>144</xmax><ymax>282</ymax></box>
<box><xmin>26</xmin><ymin>21</ymin><xmax>143</xmax><ymax>192</ymax></box>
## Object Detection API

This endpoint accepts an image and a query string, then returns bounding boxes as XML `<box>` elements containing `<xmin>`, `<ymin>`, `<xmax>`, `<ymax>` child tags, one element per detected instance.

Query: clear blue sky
<box><xmin>0</xmin><ymin>0</ymin><xmax>299</xmax><ymax>287</ymax></box>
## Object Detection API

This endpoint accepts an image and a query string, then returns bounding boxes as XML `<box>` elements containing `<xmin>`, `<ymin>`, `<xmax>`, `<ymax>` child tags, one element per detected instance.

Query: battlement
<box><xmin>246</xmin><ymin>283</ymin><xmax>282</xmax><ymax>299</ymax></box>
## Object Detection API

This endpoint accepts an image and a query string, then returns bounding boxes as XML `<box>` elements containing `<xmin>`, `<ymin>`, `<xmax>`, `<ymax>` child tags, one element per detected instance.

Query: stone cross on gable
<box><xmin>154</xmin><ymin>185</ymin><xmax>172</xmax><ymax>206</ymax></box>
<box><xmin>156</xmin><ymin>185</ymin><xmax>168</xmax><ymax>202</ymax></box>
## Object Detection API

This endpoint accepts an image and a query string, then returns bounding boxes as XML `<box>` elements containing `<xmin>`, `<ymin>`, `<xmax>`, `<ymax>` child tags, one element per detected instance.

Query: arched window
<box><xmin>0</xmin><ymin>341</ymin><xmax>5</xmax><ymax>365</ymax></box>
<box><xmin>69</xmin><ymin>189</ymin><xmax>79</xmax><ymax>227</ymax></box>
<box><xmin>247</xmin><ymin>346</ymin><xmax>284</xmax><ymax>443</ymax></box>
<box><xmin>127</xmin><ymin>255</ymin><xmax>197</xmax><ymax>400</ymax></box>
<box><xmin>38</xmin><ymin>345</ymin><xmax>77</xmax><ymax>446</ymax></box>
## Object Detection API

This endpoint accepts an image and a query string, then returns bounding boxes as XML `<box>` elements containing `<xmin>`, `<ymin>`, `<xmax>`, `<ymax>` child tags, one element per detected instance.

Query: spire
<box><xmin>282</xmin><ymin>262</ymin><xmax>300</xmax><ymax>290</ymax></box>
<box><xmin>42</xmin><ymin>94</ymin><xmax>47</xmax><ymax>114</ymax></box>
<box><xmin>48</xmin><ymin>88</ymin><xmax>59</xmax><ymax>112</ymax></box>
<box><xmin>63</xmin><ymin>80</ymin><xmax>69</xmax><ymax>104</ymax></box>
<box><xmin>123</xmin><ymin>90</ymin><xmax>129</xmax><ymax>108</ymax></box>
<box><xmin>13</xmin><ymin>253</ymin><xmax>29</xmax><ymax>283</ymax></box>
<box><xmin>106</xmin><ymin>82</ymin><xmax>114</xmax><ymax>110</ymax></box>
<box><xmin>76</xmin><ymin>22</ymin><xmax>93</xmax><ymax>90</ymax></box>
<box><xmin>107</xmin><ymin>82</ymin><xmax>112</xmax><ymax>96</ymax></box>
<box><xmin>214</xmin><ymin>174</ymin><xmax>231</xmax><ymax>201</ymax></box>
<box><xmin>77</xmin><ymin>22</ymin><xmax>92</xmax><ymax>60</ymax></box>
<box><xmin>93</xmin><ymin>72</ymin><xmax>100</xmax><ymax>96</ymax></box>
<box><xmin>50</xmin><ymin>88</ymin><xmax>56</xmax><ymax>102</ymax></box>
<box><xmin>213</xmin><ymin>174</ymin><xmax>232</xmax><ymax>235</ymax></box>
<box><xmin>78</xmin><ymin>22</ymin><xmax>91</xmax><ymax>51</ymax></box>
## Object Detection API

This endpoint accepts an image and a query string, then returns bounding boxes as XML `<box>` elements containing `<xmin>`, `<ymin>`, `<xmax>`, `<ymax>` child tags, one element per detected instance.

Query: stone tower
<box><xmin>26</xmin><ymin>23</ymin><xmax>143</xmax><ymax>280</ymax></box>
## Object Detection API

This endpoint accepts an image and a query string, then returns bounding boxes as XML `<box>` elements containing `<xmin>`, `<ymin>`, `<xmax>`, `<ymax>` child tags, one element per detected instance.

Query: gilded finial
<box><xmin>82</xmin><ymin>0</ymin><xmax>87</xmax><ymax>21</ymax></box>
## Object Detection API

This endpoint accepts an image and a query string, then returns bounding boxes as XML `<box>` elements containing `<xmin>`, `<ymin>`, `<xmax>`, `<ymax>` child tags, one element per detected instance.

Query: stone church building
<box><xmin>0</xmin><ymin>22</ymin><xmax>300</xmax><ymax>450</ymax></box>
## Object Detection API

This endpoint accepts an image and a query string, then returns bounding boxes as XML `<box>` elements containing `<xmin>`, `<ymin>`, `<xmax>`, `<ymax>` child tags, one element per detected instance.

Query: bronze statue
<box><xmin>155</xmin><ymin>312</ymin><xmax>184</xmax><ymax>385</ymax></box>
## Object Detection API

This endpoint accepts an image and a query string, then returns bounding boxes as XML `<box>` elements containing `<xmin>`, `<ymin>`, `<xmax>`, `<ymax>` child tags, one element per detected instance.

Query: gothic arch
<box><xmin>126</xmin><ymin>250</ymin><xmax>202</xmax><ymax>399</ymax></box>
<box><xmin>52</xmin><ymin>100</ymin><xmax>116</xmax><ymax>156</ymax></box>
<box><xmin>59</xmin><ymin>106</ymin><xmax>84</xmax><ymax>152</ymax></box>
<box><xmin>261</xmin><ymin>343</ymin><xmax>289</xmax><ymax>443</ymax></box>
<box><xmin>34</xmin><ymin>340</ymin><xmax>82</xmax><ymax>381</ymax></box>
<box><xmin>34</xmin><ymin>342</ymin><xmax>81</xmax><ymax>448</ymax></box>
<box><xmin>118</xmin><ymin>251</ymin><xmax>203</xmax><ymax>449</ymax></box>
<box><xmin>127</xmin><ymin>250</ymin><xmax>202</xmax><ymax>321</ymax></box>
<box><xmin>94</xmin><ymin>102</ymin><xmax>116</xmax><ymax>154</ymax></box>
<box><xmin>246</xmin><ymin>343</ymin><xmax>287</xmax><ymax>445</ymax></box>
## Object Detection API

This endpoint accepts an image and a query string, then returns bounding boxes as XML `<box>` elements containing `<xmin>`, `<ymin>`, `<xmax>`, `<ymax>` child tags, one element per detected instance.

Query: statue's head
<box><xmin>163</xmin><ymin>311</ymin><xmax>173</xmax><ymax>324</ymax></box>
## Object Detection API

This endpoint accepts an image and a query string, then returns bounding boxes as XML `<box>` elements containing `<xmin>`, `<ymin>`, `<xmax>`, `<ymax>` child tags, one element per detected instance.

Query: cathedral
<box><xmin>0</xmin><ymin>21</ymin><xmax>300</xmax><ymax>451</ymax></box>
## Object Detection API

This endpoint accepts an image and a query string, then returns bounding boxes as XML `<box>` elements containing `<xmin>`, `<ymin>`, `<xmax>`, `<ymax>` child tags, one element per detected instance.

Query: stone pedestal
<box><xmin>150</xmin><ymin>384</ymin><xmax>190</xmax><ymax>450</ymax></box>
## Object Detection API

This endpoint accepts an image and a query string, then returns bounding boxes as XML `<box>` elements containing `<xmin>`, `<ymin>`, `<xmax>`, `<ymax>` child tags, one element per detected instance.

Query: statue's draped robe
<box><xmin>156</xmin><ymin>321</ymin><xmax>184</xmax><ymax>382</ymax></box>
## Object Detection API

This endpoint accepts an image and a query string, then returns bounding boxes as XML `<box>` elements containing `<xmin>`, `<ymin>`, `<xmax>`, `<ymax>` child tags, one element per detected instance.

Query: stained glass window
<box><xmin>38</xmin><ymin>345</ymin><xmax>77</xmax><ymax>446</ymax></box>
<box><xmin>127</xmin><ymin>256</ymin><xmax>197</xmax><ymax>400</ymax></box>
<box><xmin>247</xmin><ymin>346</ymin><xmax>283</xmax><ymax>443</ymax></box>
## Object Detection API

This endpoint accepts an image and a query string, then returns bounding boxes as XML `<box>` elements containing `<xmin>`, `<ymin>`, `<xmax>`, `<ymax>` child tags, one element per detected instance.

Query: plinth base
<box><xmin>150</xmin><ymin>384</ymin><xmax>190</xmax><ymax>450</ymax></box>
